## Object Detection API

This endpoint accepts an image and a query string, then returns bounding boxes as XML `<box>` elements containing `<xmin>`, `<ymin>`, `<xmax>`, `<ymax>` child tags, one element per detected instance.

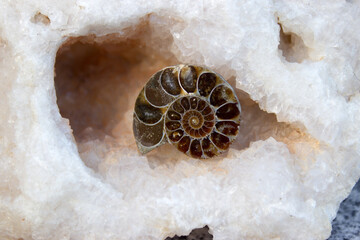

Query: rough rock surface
<box><xmin>0</xmin><ymin>0</ymin><xmax>359</xmax><ymax>240</ymax></box>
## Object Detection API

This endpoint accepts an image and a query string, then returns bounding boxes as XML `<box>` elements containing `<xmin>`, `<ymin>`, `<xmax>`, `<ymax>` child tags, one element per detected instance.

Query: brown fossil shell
<box><xmin>133</xmin><ymin>64</ymin><xmax>241</xmax><ymax>159</ymax></box>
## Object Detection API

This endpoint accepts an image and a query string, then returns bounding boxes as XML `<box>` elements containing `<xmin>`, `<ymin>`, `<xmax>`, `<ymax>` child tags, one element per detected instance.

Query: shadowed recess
<box><xmin>55</xmin><ymin>20</ymin><xmax>176</xmax><ymax>141</ymax></box>
<box><xmin>165</xmin><ymin>226</ymin><xmax>213</xmax><ymax>240</ymax></box>
<box><xmin>278</xmin><ymin>22</ymin><xmax>309</xmax><ymax>63</ymax></box>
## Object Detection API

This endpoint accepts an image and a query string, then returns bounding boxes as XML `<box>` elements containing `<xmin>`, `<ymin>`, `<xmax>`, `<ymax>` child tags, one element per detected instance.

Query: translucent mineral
<box><xmin>0</xmin><ymin>0</ymin><xmax>359</xmax><ymax>239</ymax></box>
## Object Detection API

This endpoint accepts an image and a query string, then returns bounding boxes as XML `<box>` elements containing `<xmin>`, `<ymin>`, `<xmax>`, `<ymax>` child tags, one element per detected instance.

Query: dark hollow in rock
<box><xmin>165</xmin><ymin>226</ymin><xmax>213</xmax><ymax>240</ymax></box>
<box><xmin>54</xmin><ymin>19</ymin><xmax>177</xmax><ymax>142</ymax></box>
<box><xmin>278</xmin><ymin>22</ymin><xmax>309</xmax><ymax>63</ymax></box>
<box><xmin>31</xmin><ymin>12</ymin><xmax>50</xmax><ymax>25</ymax></box>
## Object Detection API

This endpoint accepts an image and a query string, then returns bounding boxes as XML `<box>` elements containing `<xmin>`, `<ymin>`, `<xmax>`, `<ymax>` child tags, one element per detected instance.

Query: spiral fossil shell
<box><xmin>133</xmin><ymin>64</ymin><xmax>241</xmax><ymax>159</ymax></box>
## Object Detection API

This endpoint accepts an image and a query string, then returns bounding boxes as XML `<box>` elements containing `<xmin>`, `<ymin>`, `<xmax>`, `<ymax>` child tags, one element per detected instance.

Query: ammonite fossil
<box><xmin>133</xmin><ymin>64</ymin><xmax>241</xmax><ymax>159</ymax></box>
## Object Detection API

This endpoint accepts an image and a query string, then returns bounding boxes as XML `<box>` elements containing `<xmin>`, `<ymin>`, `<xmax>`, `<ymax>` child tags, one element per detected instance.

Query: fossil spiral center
<box><xmin>184</xmin><ymin>111</ymin><xmax>203</xmax><ymax>129</ymax></box>
<box><xmin>190</xmin><ymin>116</ymin><xmax>200</xmax><ymax>127</ymax></box>
<box><xmin>174</xmin><ymin>97</ymin><xmax>215</xmax><ymax>139</ymax></box>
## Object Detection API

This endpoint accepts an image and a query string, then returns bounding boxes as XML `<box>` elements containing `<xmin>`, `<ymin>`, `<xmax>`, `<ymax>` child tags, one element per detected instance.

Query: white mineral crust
<box><xmin>0</xmin><ymin>0</ymin><xmax>360</xmax><ymax>239</ymax></box>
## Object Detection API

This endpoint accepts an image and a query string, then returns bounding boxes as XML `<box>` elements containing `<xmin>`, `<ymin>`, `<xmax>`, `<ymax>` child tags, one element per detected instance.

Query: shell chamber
<box><xmin>133</xmin><ymin>64</ymin><xmax>241</xmax><ymax>159</ymax></box>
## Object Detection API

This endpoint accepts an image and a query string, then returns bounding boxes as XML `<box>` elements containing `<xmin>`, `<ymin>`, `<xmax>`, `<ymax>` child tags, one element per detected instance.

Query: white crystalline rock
<box><xmin>0</xmin><ymin>0</ymin><xmax>359</xmax><ymax>240</ymax></box>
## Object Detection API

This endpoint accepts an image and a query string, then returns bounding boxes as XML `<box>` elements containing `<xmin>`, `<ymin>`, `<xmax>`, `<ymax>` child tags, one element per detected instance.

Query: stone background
<box><xmin>328</xmin><ymin>179</ymin><xmax>360</xmax><ymax>240</ymax></box>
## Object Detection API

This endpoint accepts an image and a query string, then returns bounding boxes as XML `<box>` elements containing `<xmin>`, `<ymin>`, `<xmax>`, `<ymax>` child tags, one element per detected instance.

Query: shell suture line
<box><xmin>133</xmin><ymin>109</ymin><xmax>165</xmax><ymax>126</ymax></box>
<box><xmin>144</xmin><ymin>86</ymin><xmax>172</xmax><ymax>108</ymax></box>
<box><xmin>159</xmin><ymin>68</ymin><xmax>180</xmax><ymax>97</ymax></box>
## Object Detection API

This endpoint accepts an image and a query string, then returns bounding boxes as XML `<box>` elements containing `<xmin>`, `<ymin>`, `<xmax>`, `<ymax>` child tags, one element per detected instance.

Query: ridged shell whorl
<box><xmin>133</xmin><ymin>64</ymin><xmax>241</xmax><ymax>159</ymax></box>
